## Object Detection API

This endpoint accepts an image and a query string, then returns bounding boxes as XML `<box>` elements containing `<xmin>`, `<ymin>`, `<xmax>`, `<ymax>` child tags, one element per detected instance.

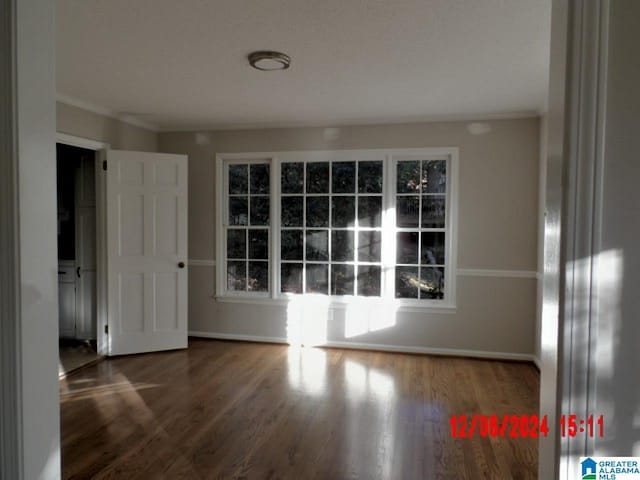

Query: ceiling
<box><xmin>56</xmin><ymin>0</ymin><xmax>551</xmax><ymax>131</ymax></box>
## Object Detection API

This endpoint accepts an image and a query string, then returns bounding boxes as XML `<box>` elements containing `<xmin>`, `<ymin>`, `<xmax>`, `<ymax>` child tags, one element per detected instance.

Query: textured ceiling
<box><xmin>56</xmin><ymin>0</ymin><xmax>551</xmax><ymax>131</ymax></box>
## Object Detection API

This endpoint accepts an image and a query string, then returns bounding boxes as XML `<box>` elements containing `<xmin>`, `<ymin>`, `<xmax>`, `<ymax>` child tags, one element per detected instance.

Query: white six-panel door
<box><xmin>106</xmin><ymin>150</ymin><xmax>188</xmax><ymax>356</ymax></box>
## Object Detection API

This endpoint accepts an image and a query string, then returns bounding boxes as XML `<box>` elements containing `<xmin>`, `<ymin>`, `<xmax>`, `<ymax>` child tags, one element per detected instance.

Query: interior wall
<box><xmin>56</xmin><ymin>101</ymin><xmax>158</xmax><ymax>151</ymax></box>
<box><xmin>160</xmin><ymin>118</ymin><xmax>541</xmax><ymax>356</ymax></box>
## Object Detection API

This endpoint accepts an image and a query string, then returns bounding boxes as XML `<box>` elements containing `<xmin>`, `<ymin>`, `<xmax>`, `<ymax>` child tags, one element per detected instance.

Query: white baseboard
<box><xmin>532</xmin><ymin>355</ymin><xmax>542</xmax><ymax>370</ymax></box>
<box><xmin>188</xmin><ymin>330</ymin><xmax>536</xmax><ymax>363</ymax></box>
<box><xmin>190</xmin><ymin>331</ymin><xmax>287</xmax><ymax>344</ymax></box>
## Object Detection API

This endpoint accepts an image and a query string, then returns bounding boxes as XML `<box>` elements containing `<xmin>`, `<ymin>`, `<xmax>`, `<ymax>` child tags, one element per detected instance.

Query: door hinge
<box><xmin>104</xmin><ymin>324</ymin><xmax>109</xmax><ymax>335</ymax></box>
<box><xmin>102</xmin><ymin>160</ymin><xmax>107</xmax><ymax>171</ymax></box>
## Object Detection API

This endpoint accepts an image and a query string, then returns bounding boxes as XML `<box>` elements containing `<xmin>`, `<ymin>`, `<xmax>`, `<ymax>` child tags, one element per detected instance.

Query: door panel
<box><xmin>155</xmin><ymin>272</ymin><xmax>179</xmax><ymax>331</ymax></box>
<box><xmin>58</xmin><ymin>263</ymin><xmax>76</xmax><ymax>338</ymax></box>
<box><xmin>119</xmin><ymin>194</ymin><xmax>145</xmax><ymax>256</ymax></box>
<box><xmin>155</xmin><ymin>195</ymin><xmax>178</xmax><ymax>256</ymax></box>
<box><xmin>106</xmin><ymin>150</ymin><xmax>188</xmax><ymax>355</ymax></box>
<box><xmin>75</xmin><ymin>206</ymin><xmax>97</xmax><ymax>339</ymax></box>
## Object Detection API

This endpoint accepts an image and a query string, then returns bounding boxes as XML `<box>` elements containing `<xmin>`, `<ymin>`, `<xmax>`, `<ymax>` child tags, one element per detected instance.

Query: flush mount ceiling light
<box><xmin>248</xmin><ymin>51</ymin><xmax>291</xmax><ymax>71</ymax></box>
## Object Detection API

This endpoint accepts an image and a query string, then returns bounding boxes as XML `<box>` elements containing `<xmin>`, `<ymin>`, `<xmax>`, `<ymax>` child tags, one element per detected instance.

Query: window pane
<box><xmin>358</xmin><ymin>161</ymin><xmax>383</xmax><ymax>193</ymax></box>
<box><xmin>306</xmin><ymin>196</ymin><xmax>329</xmax><ymax>227</ymax></box>
<box><xmin>229</xmin><ymin>197</ymin><xmax>248</xmax><ymax>225</ymax></box>
<box><xmin>250</xmin><ymin>197</ymin><xmax>269</xmax><ymax>225</ymax></box>
<box><xmin>281</xmin><ymin>196</ymin><xmax>303</xmax><ymax>227</ymax></box>
<box><xmin>281</xmin><ymin>230</ymin><xmax>303</xmax><ymax>260</ymax></box>
<box><xmin>420</xmin><ymin>267</ymin><xmax>444</xmax><ymax>299</ymax></box>
<box><xmin>331</xmin><ymin>230</ymin><xmax>354</xmax><ymax>262</ymax></box>
<box><xmin>357</xmin><ymin>196</ymin><xmax>382</xmax><ymax>228</ymax></box>
<box><xmin>332</xmin><ymin>161</ymin><xmax>356</xmax><ymax>193</ymax></box>
<box><xmin>248</xmin><ymin>262</ymin><xmax>269</xmax><ymax>292</ymax></box>
<box><xmin>421</xmin><ymin>232</ymin><xmax>445</xmax><ymax>265</ymax></box>
<box><xmin>306</xmin><ymin>230</ymin><xmax>328</xmax><ymax>261</ymax></box>
<box><xmin>306</xmin><ymin>264</ymin><xmax>328</xmax><ymax>294</ymax></box>
<box><xmin>422</xmin><ymin>160</ymin><xmax>446</xmax><ymax>193</ymax></box>
<box><xmin>306</xmin><ymin>162</ymin><xmax>330</xmax><ymax>193</ymax></box>
<box><xmin>358</xmin><ymin>265</ymin><xmax>381</xmax><ymax>297</ymax></box>
<box><xmin>248</xmin><ymin>229</ymin><xmax>268</xmax><ymax>259</ymax></box>
<box><xmin>358</xmin><ymin>231</ymin><xmax>381</xmax><ymax>262</ymax></box>
<box><xmin>395</xmin><ymin>266</ymin><xmax>418</xmax><ymax>298</ymax></box>
<box><xmin>331</xmin><ymin>264</ymin><xmax>354</xmax><ymax>295</ymax></box>
<box><xmin>282</xmin><ymin>162</ymin><xmax>304</xmax><ymax>193</ymax></box>
<box><xmin>396</xmin><ymin>196</ymin><xmax>419</xmax><ymax>228</ymax></box>
<box><xmin>281</xmin><ymin>263</ymin><xmax>303</xmax><ymax>293</ymax></box>
<box><xmin>229</xmin><ymin>164</ymin><xmax>248</xmax><ymax>194</ymax></box>
<box><xmin>226</xmin><ymin>229</ymin><xmax>246</xmax><ymax>259</ymax></box>
<box><xmin>250</xmin><ymin>164</ymin><xmax>270</xmax><ymax>194</ymax></box>
<box><xmin>331</xmin><ymin>196</ymin><xmax>355</xmax><ymax>228</ymax></box>
<box><xmin>422</xmin><ymin>196</ymin><xmax>445</xmax><ymax>228</ymax></box>
<box><xmin>227</xmin><ymin>261</ymin><xmax>246</xmax><ymax>291</ymax></box>
<box><xmin>396</xmin><ymin>161</ymin><xmax>420</xmax><ymax>193</ymax></box>
<box><xmin>396</xmin><ymin>232</ymin><xmax>419</xmax><ymax>264</ymax></box>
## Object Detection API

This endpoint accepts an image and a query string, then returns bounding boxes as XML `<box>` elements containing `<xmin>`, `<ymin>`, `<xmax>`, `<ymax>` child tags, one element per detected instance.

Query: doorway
<box><xmin>56</xmin><ymin>142</ymin><xmax>100</xmax><ymax>376</ymax></box>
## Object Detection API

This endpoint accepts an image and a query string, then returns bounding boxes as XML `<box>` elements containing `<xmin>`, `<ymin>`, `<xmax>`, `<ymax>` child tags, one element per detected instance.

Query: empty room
<box><xmin>3</xmin><ymin>1</ymin><xmax>639</xmax><ymax>479</ymax></box>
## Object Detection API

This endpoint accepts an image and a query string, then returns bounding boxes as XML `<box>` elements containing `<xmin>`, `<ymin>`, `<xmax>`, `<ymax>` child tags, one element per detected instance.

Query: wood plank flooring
<box><xmin>60</xmin><ymin>338</ymin><xmax>539</xmax><ymax>479</ymax></box>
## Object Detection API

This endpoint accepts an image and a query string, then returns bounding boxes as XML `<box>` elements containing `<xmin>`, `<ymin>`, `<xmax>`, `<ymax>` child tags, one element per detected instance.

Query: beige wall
<box><xmin>56</xmin><ymin>102</ymin><xmax>158</xmax><ymax>151</ymax></box>
<box><xmin>159</xmin><ymin>117</ymin><xmax>540</xmax><ymax>356</ymax></box>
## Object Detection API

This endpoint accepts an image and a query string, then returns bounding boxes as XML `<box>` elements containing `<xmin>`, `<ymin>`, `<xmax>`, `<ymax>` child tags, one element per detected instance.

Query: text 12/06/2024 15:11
<box><xmin>450</xmin><ymin>414</ymin><xmax>604</xmax><ymax>439</ymax></box>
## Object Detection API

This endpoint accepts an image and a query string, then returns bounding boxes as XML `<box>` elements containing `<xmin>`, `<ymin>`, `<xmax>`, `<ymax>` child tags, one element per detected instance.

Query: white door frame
<box><xmin>56</xmin><ymin>133</ymin><xmax>110</xmax><ymax>355</ymax></box>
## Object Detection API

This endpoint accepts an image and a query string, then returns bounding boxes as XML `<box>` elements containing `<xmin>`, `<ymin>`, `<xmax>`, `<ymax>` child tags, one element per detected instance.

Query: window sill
<box><xmin>214</xmin><ymin>294</ymin><xmax>456</xmax><ymax>314</ymax></box>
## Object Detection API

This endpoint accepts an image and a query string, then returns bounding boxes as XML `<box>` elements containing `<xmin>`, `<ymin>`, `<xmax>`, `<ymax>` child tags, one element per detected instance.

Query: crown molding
<box><xmin>56</xmin><ymin>94</ymin><xmax>159</xmax><ymax>132</ymax></box>
<box><xmin>56</xmin><ymin>94</ymin><xmax>542</xmax><ymax>134</ymax></box>
<box><xmin>157</xmin><ymin>110</ymin><xmax>541</xmax><ymax>133</ymax></box>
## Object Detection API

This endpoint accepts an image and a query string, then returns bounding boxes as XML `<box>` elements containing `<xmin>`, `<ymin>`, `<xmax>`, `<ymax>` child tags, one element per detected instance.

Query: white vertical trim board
<box><xmin>0</xmin><ymin>1</ymin><xmax>22</xmax><ymax>476</ymax></box>
<box><xmin>215</xmin><ymin>156</ymin><xmax>225</xmax><ymax>297</ymax></box>
<box><xmin>3</xmin><ymin>0</ymin><xmax>60</xmax><ymax>477</ymax></box>
<box><xmin>188</xmin><ymin>331</ymin><xmax>537</xmax><ymax>363</ymax></box>
<box><xmin>95</xmin><ymin>150</ymin><xmax>109</xmax><ymax>356</ymax></box>
<box><xmin>559</xmin><ymin>1</ymin><xmax>610</xmax><ymax>475</ymax></box>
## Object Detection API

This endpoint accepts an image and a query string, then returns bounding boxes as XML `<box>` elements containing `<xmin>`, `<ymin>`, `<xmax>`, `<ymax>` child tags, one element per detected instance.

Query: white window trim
<box><xmin>215</xmin><ymin>148</ymin><xmax>459</xmax><ymax>312</ymax></box>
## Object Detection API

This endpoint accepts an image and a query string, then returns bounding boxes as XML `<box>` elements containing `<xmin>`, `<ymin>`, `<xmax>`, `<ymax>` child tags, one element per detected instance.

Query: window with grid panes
<box><xmin>225</xmin><ymin>162</ymin><xmax>270</xmax><ymax>293</ymax></box>
<box><xmin>394</xmin><ymin>159</ymin><xmax>447</xmax><ymax>299</ymax></box>
<box><xmin>279</xmin><ymin>160</ymin><xmax>384</xmax><ymax>296</ymax></box>
<box><xmin>217</xmin><ymin>149</ymin><xmax>456</xmax><ymax>306</ymax></box>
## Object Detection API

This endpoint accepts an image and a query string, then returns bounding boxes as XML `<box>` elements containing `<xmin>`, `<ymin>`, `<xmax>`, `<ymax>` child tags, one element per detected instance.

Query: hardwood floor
<box><xmin>60</xmin><ymin>338</ymin><xmax>539</xmax><ymax>479</ymax></box>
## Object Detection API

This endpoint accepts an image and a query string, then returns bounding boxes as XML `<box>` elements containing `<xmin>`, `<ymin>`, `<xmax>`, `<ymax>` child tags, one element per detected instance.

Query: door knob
<box><xmin>178</xmin><ymin>262</ymin><xmax>185</xmax><ymax>269</ymax></box>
